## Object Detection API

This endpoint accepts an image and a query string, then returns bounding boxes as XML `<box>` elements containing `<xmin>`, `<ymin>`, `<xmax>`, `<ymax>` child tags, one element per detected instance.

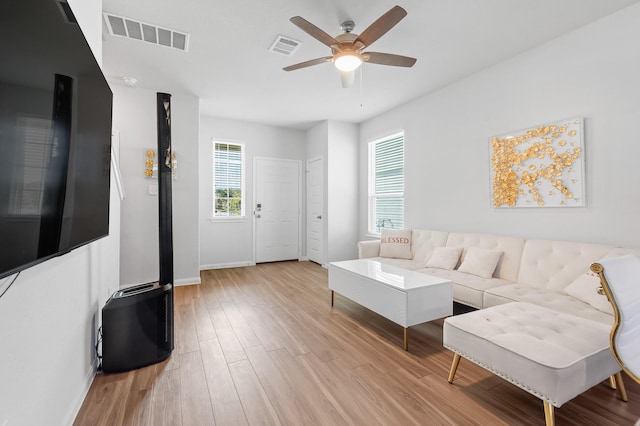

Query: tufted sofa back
<box><xmin>516</xmin><ymin>240</ymin><xmax>640</xmax><ymax>291</ymax></box>
<box><xmin>410</xmin><ymin>229</ymin><xmax>449</xmax><ymax>263</ymax></box>
<box><xmin>445</xmin><ymin>232</ymin><xmax>525</xmax><ymax>282</ymax></box>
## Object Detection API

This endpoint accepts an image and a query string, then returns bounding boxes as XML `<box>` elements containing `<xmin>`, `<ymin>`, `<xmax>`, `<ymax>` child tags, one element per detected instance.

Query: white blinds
<box><xmin>370</xmin><ymin>133</ymin><xmax>404</xmax><ymax>233</ymax></box>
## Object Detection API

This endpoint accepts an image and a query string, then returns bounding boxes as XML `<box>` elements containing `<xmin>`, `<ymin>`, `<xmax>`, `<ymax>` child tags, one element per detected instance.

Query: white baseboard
<box><xmin>64</xmin><ymin>358</ymin><xmax>98</xmax><ymax>426</ymax></box>
<box><xmin>174</xmin><ymin>276</ymin><xmax>201</xmax><ymax>286</ymax></box>
<box><xmin>200</xmin><ymin>261</ymin><xmax>255</xmax><ymax>270</ymax></box>
<box><xmin>120</xmin><ymin>276</ymin><xmax>201</xmax><ymax>289</ymax></box>
<box><xmin>299</xmin><ymin>256</ymin><xmax>309</xmax><ymax>261</ymax></box>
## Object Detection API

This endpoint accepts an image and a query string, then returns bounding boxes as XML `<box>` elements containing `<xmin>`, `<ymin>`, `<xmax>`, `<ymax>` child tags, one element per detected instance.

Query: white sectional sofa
<box><xmin>358</xmin><ymin>228</ymin><xmax>640</xmax><ymax>324</ymax></box>
<box><xmin>359</xmin><ymin>228</ymin><xmax>640</xmax><ymax>424</ymax></box>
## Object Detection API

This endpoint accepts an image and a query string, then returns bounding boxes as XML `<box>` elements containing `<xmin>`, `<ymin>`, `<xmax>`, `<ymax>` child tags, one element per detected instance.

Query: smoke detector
<box><xmin>122</xmin><ymin>76</ymin><xmax>137</xmax><ymax>86</ymax></box>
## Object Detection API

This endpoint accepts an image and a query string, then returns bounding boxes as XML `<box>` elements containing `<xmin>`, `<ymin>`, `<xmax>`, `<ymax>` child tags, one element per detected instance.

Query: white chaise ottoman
<box><xmin>443</xmin><ymin>302</ymin><xmax>627</xmax><ymax>426</ymax></box>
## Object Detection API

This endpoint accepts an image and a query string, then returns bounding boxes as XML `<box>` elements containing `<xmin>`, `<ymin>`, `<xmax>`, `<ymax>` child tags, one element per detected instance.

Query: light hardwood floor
<box><xmin>75</xmin><ymin>261</ymin><xmax>640</xmax><ymax>425</ymax></box>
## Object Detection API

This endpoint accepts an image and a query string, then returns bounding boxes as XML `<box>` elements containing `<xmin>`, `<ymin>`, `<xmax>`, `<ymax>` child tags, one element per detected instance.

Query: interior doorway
<box><xmin>254</xmin><ymin>157</ymin><xmax>301</xmax><ymax>263</ymax></box>
<box><xmin>306</xmin><ymin>157</ymin><xmax>324</xmax><ymax>265</ymax></box>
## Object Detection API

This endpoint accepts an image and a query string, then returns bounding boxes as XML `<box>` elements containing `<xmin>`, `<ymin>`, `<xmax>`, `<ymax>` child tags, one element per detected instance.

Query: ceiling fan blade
<box><xmin>290</xmin><ymin>16</ymin><xmax>340</xmax><ymax>48</ymax></box>
<box><xmin>355</xmin><ymin>6</ymin><xmax>407</xmax><ymax>49</ymax></box>
<box><xmin>364</xmin><ymin>52</ymin><xmax>416</xmax><ymax>67</ymax></box>
<box><xmin>283</xmin><ymin>56</ymin><xmax>333</xmax><ymax>71</ymax></box>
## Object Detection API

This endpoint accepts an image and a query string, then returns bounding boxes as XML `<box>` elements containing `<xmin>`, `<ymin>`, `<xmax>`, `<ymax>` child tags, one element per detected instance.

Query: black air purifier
<box><xmin>101</xmin><ymin>282</ymin><xmax>173</xmax><ymax>373</ymax></box>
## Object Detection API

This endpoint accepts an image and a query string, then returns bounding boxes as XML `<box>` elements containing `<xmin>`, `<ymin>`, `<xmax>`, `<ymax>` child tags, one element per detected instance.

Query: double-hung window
<box><xmin>212</xmin><ymin>141</ymin><xmax>245</xmax><ymax>218</ymax></box>
<box><xmin>368</xmin><ymin>132</ymin><xmax>404</xmax><ymax>234</ymax></box>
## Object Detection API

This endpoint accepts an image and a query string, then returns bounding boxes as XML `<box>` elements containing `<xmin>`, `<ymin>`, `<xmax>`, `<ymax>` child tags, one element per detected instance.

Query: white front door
<box><xmin>306</xmin><ymin>158</ymin><xmax>324</xmax><ymax>265</ymax></box>
<box><xmin>255</xmin><ymin>158</ymin><xmax>300</xmax><ymax>263</ymax></box>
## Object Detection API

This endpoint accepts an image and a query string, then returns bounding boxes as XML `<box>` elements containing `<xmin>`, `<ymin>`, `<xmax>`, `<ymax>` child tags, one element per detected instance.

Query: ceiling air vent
<box><xmin>269</xmin><ymin>35</ymin><xmax>302</xmax><ymax>56</ymax></box>
<box><xmin>103</xmin><ymin>12</ymin><xmax>190</xmax><ymax>52</ymax></box>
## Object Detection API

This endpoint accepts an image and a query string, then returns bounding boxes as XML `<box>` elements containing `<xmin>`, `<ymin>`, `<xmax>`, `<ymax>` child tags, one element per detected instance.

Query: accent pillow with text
<box><xmin>379</xmin><ymin>228</ymin><xmax>412</xmax><ymax>259</ymax></box>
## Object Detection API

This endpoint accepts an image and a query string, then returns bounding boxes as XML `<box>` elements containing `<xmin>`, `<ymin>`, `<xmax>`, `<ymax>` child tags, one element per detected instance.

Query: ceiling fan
<box><xmin>283</xmin><ymin>5</ymin><xmax>417</xmax><ymax>88</ymax></box>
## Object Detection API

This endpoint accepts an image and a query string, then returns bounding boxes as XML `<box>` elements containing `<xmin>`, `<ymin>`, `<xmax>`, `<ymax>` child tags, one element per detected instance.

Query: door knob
<box><xmin>317</xmin><ymin>215</ymin><xmax>322</xmax><ymax>219</ymax></box>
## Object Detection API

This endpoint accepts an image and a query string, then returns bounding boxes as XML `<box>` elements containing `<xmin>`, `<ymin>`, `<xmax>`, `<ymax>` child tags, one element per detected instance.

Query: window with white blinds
<box><xmin>368</xmin><ymin>132</ymin><xmax>404</xmax><ymax>234</ymax></box>
<box><xmin>212</xmin><ymin>141</ymin><xmax>245</xmax><ymax>217</ymax></box>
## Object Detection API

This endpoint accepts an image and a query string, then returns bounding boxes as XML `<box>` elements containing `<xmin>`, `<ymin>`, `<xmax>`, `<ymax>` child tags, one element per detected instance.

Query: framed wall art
<box><xmin>490</xmin><ymin>117</ymin><xmax>585</xmax><ymax>208</ymax></box>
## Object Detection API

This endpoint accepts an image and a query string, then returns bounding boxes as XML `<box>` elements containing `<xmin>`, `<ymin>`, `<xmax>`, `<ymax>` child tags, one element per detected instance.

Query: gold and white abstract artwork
<box><xmin>490</xmin><ymin>117</ymin><xmax>585</xmax><ymax>208</ymax></box>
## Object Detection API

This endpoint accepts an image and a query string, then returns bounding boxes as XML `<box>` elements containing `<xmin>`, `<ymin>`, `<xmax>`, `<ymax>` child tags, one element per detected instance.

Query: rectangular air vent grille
<box><xmin>269</xmin><ymin>35</ymin><xmax>302</xmax><ymax>56</ymax></box>
<box><xmin>103</xmin><ymin>12</ymin><xmax>189</xmax><ymax>52</ymax></box>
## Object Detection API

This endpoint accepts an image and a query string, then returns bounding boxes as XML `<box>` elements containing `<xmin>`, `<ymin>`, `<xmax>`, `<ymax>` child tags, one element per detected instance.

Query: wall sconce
<box><xmin>144</xmin><ymin>149</ymin><xmax>177</xmax><ymax>179</ymax></box>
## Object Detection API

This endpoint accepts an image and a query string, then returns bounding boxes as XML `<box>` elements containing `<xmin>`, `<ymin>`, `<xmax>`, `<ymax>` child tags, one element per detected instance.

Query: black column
<box><xmin>156</xmin><ymin>92</ymin><xmax>174</xmax><ymax>351</ymax></box>
<box><xmin>157</xmin><ymin>92</ymin><xmax>174</xmax><ymax>286</ymax></box>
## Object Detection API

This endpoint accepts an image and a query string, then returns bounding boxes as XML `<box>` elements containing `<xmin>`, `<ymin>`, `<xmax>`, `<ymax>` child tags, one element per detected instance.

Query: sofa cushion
<box><xmin>457</xmin><ymin>247</ymin><xmax>503</xmax><ymax>278</ymax></box>
<box><xmin>409</xmin><ymin>229</ymin><xmax>449</xmax><ymax>263</ymax></box>
<box><xmin>418</xmin><ymin>267</ymin><xmax>512</xmax><ymax>309</ymax></box>
<box><xmin>446</xmin><ymin>232</ymin><xmax>524</xmax><ymax>282</ymax></box>
<box><xmin>564</xmin><ymin>271</ymin><xmax>613</xmax><ymax>315</ymax></box>
<box><xmin>425</xmin><ymin>247</ymin><xmax>462</xmax><ymax>270</ymax></box>
<box><xmin>563</xmin><ymin>253</ymin><xmax>640</xmax><ymax>315</ymax></box>
<box><xmin>379</xmin><ymin>228</ymin><xmax>412</xmax><ymax>259</ymax></box>
<box><xmin>483</xmin><ymin>284</ymin><xmax>613</xmax><ymax>324</ymax></box>
<box><xmin>516</xmin><ymin>240</ymin><xmax>614</xmax><ymax>291</ymax></box>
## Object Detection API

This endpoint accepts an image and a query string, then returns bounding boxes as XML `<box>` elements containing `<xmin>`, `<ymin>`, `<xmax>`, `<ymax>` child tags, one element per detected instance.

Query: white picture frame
<box><xmin>489</xmin><ymin>117</ymin><xmax>585</xmax><ymax>208</ymax></box>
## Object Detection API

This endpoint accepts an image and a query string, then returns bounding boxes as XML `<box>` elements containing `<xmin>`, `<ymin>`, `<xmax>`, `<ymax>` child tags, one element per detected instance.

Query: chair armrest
<box><xmin>358</xmin><ymin>240</ymin><xmax>380</xmax><ymax>258</ymax></box>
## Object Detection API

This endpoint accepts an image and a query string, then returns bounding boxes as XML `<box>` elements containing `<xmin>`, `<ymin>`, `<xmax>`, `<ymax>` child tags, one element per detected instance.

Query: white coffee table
<box><xmin>328</xmin><ymin>259</ymin><xmax>452</xmax><ymax>350</ymax></box>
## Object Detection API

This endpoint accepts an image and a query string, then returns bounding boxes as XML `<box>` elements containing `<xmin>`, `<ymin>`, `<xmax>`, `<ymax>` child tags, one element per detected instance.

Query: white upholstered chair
<box><xmin>591</xmin><ymin>254</ymin><xmax>640</xmax><ymax>384</ymax></box>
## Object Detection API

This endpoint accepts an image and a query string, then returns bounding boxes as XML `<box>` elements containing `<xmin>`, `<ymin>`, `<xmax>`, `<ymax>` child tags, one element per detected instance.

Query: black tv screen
<box><xmin>0</xmin><ymin>0</ymin><xmax>113</xmax><ymax>279</ymax></box>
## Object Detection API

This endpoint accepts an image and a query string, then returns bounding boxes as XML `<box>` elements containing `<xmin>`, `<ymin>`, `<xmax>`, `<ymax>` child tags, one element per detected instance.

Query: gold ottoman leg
<box><xmin>448</xmin><ymin>353</ymin><xmax>461</xmax><ymax>383</ymax></box>
<box><xmin>543</xmin><ymin>401</ymin><xmax>555</xmax><ymax>426</ymax></box>
<box><xmin>403</xmin><ymin>328</ymin><xmax>408</xmax><ymax>351</ymax></box>
<box><xmin>615</xmin><ymin>372</ymin><xmax>628</xmax><ymax>402</ymax></box>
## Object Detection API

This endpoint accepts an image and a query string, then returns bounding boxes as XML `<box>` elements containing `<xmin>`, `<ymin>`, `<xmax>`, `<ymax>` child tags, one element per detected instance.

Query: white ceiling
<box><xmin>101</xmin><ymin>0</ymin><xmax>640</xmax><ymax>130</ymax></box>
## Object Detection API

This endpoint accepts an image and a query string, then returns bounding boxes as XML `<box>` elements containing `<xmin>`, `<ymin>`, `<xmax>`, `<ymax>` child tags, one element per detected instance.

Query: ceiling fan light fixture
<box><xmin>334</xmin><ymin>51</ymin><xmax>363</xmax><ymax>72</ymax></box>
<box><xmin>340</xmin><ymin>70</ymin><xmax>355</xmax><ymax>88</ymax></box>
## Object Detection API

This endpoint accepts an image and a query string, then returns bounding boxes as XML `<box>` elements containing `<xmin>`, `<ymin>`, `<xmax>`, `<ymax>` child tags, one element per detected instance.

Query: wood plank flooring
<box><xmin>74</xmin><ymin>261</ymin><xmax>640</xmax><ymax>425</ymax></box>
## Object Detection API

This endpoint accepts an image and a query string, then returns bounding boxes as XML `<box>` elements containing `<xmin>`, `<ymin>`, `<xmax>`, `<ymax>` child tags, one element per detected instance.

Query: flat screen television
<box><xmin>0</xmin><ymin>0</ymin><xmax>113</xmax><ymax>280</ymax></box>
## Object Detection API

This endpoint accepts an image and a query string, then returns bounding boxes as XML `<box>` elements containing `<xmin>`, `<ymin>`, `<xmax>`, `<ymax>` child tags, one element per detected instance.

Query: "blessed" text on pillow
<box><xmin>381</xmin><ymin>237</ymin><xmax>410</xmax><ymax>244</ymax></box>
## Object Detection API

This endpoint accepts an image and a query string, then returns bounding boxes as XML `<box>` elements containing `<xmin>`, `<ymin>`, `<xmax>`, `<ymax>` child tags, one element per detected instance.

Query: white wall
<box><xmin>327</xmin><ymin>121</ymin><xmax>359</xmax><ymax>261</ymax></box>
<box><xmin>114</xmin><ymin>87</ymin><xmax>201</xmax><ymax>286</ymax></box>
<box><xmin>70</xmin><ymin>0</ymin><xmax>101</xmax><ymax>66</ymax></box>
<box><xmin>359</xmin><ymin>4</ymin><xmax>640</xmax><ymax>248</ymax></box>
<box><xmin>304</xmin><ymin>120</ymin><xmax>359</xmax><ymax>263</ymax></box>
<box><xmin>0</xmin><ymin>1</ymin><xmax>120</xmax><ymax>424</ymax></box>
<box><xmin>199</xmin><ymin>116</ymin><xmax>306</xmax><ymax>268</ymax></box>
<box><xmin>306</xmin><ymin>121</ymin><xmax>328</xmax><ymax>161</ymax></box>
